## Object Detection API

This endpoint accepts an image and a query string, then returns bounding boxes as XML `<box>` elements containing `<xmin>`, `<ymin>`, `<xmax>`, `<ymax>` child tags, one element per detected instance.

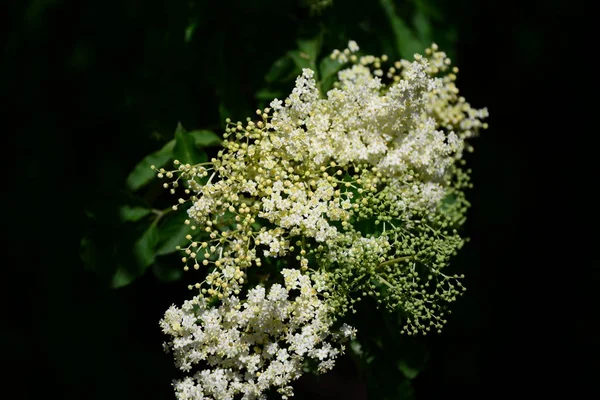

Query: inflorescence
<box><xmin>157</xmin><ymin>41</ymin><xmax>488</xmax><ymax>399</ymax></box>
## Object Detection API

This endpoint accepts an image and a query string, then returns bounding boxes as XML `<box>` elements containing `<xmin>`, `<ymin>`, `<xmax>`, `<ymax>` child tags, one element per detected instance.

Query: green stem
<box><xmin>151</xmin><ymin>206</ymin><xmax>174</xmax><ymax>224</ymax></box>
<box><xmin>376</xmin><ymin>255</ymin><xmax>414</xmax><ymax>270</ymax></box>
<box><xmin>377</xmin><ymin>274</ymin><xmax>395</xmax><ymax>289</ymax></box>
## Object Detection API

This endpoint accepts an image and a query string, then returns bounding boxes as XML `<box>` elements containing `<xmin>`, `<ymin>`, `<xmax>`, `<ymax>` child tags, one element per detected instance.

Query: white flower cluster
<box><xmin>268</xmin><ymin>56</ymin><xmax>466</xmax><ymax>210</ymax></box>
<box><xmin>157</xmin><ymin>41</ymin><xmax>487</xmax><ymax>398</ymax></box>
<box><xmin>160</xmin><ymin>269</ymin><xmax>354</xmax><ymax>400</ymax></box>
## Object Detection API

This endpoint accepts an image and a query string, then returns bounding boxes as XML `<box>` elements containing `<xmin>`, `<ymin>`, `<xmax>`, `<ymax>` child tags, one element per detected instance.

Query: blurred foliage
<box><xmin>81</xmin><ymin>123</ymin><xmax>220</xmax><ymax>288</ymax></box>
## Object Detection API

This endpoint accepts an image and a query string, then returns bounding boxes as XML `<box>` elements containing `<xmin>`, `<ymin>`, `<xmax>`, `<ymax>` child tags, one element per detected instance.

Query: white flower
<box><xmin>348</xmin><ymin>40</ymin><xmax>359</xmax><ymax>52</ymax></box>
<box><xmin>340</xmin><ymin>323</ymin><xmax>357</xmax><ymax>339</ymax></box>
<box><xmin>161</xmin><ymin>41</ymin><xmax>487</xmax><ymax>399</ymax></box>
<box><xmin>161</xmin><ymin>270</ymin><xmax>354</xmax><ymax>400</ymax></box>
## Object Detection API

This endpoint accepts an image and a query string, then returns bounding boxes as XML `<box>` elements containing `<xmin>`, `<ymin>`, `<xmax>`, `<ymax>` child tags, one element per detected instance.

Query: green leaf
<box><xmin>125</xmin><ymin>140</ymin><xmax>175</xmax><ymax>191</ymax></box>
<box><xmin>155</xmin><ymin>207</ymin><xmax>191</xmax><ymax>256</ymax></box>
<box><xmin>265</xmin><ymin>55</ymin><xmax>296</xmax><ymax>83</ymax></box>
<box><xmin>188</xmin><ymin>130</ymin><xmax>221</xmax><ymax>148</ymax></box>
<box><xmin>111</xmin><ymin>222</ymin><xmax>159</xmax><ymax>288</ymax></box>
<box><xmin>379</xmin><ymin>0</ymin><xmax>424</xmax><ymax>59</ymax></box>
<box><xmin>110</xmin><ymin>265</ymin><xmax>136</xmax><ymax>289</ymax></box>
<box><xmin>288</xmin><ymin>50</ymin><xmax>312</xmax><ymax>72</ymax></box>
<box><xmin>133</xmin><ymin>222</ymin><xmax>159</xmax><ymax>269</ymax></box>
<box><xmin>255</xmin><ymin>88</ymin><xmax>285</xmax><ymax>101</ymax></box>
<box><xmin>414</xmin><ymin>0</ymin><xmax>443</xmax><ymax>21</ymax></box>
<box><xmin>173</xmin><ymin>123</ymin><xmax>204</xmax><ymax>164</ymax></box>
<box><xmin>319</xmin><ymin>57</ymin><xmax>343</xmax><ymax>81</ymax></box>
<box><xmin>152</xmin><ymin>259</ymin><xmax>184</xmax><ymax>283</ymax></box>
<box><xmin>413</xmin><ymin>11</ymin><xmax>432</xmax><ymax>45</ymax></box>
<box><xmin>297</xmin><ymin>33</ymin><xmax>322</xmax><ymax>67</ymax></box>
<box><xmin>397</xmin><ymin>359</ymin><xmax>421</xmax><ymax>380</ymax></box>
<box><xmin>318</xmin><ymin>57</ymin><xmax>344</xmax><ymax>93</ymax></box>
<box><xmin>184</xmin><ymin>21</ymin><xmax>197</xmax><ymax>43</ymax></box>
<box><xmin>119</xmin><ymin>205</ymin><xmax>151</xmax><ymax>222</ymax></box>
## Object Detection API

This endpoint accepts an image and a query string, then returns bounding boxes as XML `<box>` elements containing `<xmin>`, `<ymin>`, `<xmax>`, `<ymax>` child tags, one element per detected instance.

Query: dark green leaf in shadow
<box><xmin>188</xmin><ymin>130</ymin><xmax>221</xmax><ymax>148</ymax></box>
<box><xmin>414</xmin><ymin>0</ymin><xmax>443</xmax><ymax>21</ymax></box>
<box><xmin>173</xmin><ymin>123</ymin><xmax>204</xmax><ymax>164</ymax></box>
<box><xmin>125</xmin><ymin>140</ymin><xmax>175</xmax><ymax>191</ymax></box>
<box><xmin>288</xmin><ymin>50</ymin><xmax>312</xmax><ymax>72</ymax></box>
<box><xmin>119</xmin><ymin>205</ymin><xmax>151</xmax><ymax>222</ymax></box>
<box><xmin>255</xmin><ymin>88</ymin><xmax>285</xmax><ymax>101</ymax></box>
<box><xmin>397</xmin><ymin>359</ymin><xmax>420</xmax><ymax>380</ymax></box>
<box><xmin>319</xmin><ymin>57</ymin><xmax>343</xmax><ymax>82</ymax></box>
<box><xmin>319</xmin><ymin>57</ymin><xmax>344</xmax><ymax>93</ymax></box>
<box><xmin>111</xmin><ymin>222</ymin><xmax>159</xmax><ymax>288</ymax></box>
<box><xmin>184</xmin><ymin>21</ymin><xmax>197</xmax><ymax>43</ymax></box>
<box><xmin>152</xmin><ymin>259</ymin><xmax>184</xmax><ymax>283</ymax></box>
<box><xmin>413</xmin><ymin>11</ymin><xmax>432</xmax><ymax>45</ymax></box>
<box><xmin>297</xmin><ymin>33</ymin><xmax>322</xmax><ymax>68</ymax></box>
<box><xmin>110</xmin><ymin>264</ymin><xmax>137</xmax><ymax>289</ymax></box>
<box><xmin>379</xmin><ymin>0</ymin><xmax>424</xmax><ymax>59</ymax></box>
<box><xmin>156</xmin><ymin>207</ymin><xmax>191</xmax><ymax>256</ymax></box>
<box><xmin>265</xmin><ymin>55</ymin><xmax>296</xmax><ymax>83</ymax></box>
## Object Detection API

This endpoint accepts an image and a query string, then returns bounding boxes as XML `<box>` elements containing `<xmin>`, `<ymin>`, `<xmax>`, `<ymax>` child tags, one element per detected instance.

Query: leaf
<box><xmin>188</xmin><ymin>130</ymin><xmax>221</xmax><ymax>148</ymax></box>
<box><xmin>397</xmin><ymin>359</ymin><xmax>421</xmax><ymax>380</ymax></box>
<box><xmin>119</xmin><ymin>205</ymin><xmax>151</xmax><ymax>222</ymax></box>
<box><xmin>184</xmin><ymin>21</ymin><xmax>197</xmax><ymax>43</ymax></box>
<box><xmin>297</xmin><ymin>33</ymin><xmax>322</xmax><ymax>66</ymax></box>
<box><xmin>155</xmin><ymin>207</ymin><xmax>191</xmax><ymax>256</ymax></box>
<box><xmin>152</xmin><ymin>259</ymin><xmax>184</xmax><ymax>283</ymax></box>
<box><xmin>414</xmin><ymin>0</ymin><xmax>443</xmax><ymax>21</ymax></box>
<box><xmin>126</xmin><ymin>140</ymin><xmax>175</xmax><ymax>191</ymax></box>
<box><xmin>173</xmin><ymin>123</ymin><xmax>204</xmax><ymax>164</ymax></box>
<box><xmin>110</xmin><ymin>265</ymin><xmax>136</xmax><ymax>289</ymax></box>
<box><xmin>379</xmin><ymin>0</ymin><xmax>424</xmax><ymax>59</ymax></box>
<box><xmin>319</xmin><ymin>57</ymin><xmax>343</xmax><ymax>81</ymax></box>
<box><xmin>111</xmin><ymin>222</ymin><xmax>159</xmax><ymax>288</ymax></box>
<box><xmin>318</xmin><ymin>57</ymin><xmax>344</xmax><ymax>93</ymax></box>
<box><xmin>265</xmin><ymin>55</ymin><xmax>296</xmax><ymax>83</ymax></box>
<box><xmin>413</xmin><ymin>11</ymin><xmax>432</xmax><ymax>45</ymax></box>
<box><xmin>133</xmin><ymin>222</ymin><xmax>159</xmax><ymax>269</ymax></box>
<box><xmin>287</xmin><ymin>50</ymin><xmax>312</xmax><ymax>72</ymax></box>
<box><xmin>255</xmin><ymin>88</ymin><xmax>285</xmax><ymax>101</ymax></box>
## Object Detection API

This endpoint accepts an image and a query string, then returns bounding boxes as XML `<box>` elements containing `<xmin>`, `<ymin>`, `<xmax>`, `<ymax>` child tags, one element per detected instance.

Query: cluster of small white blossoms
<box><xmin>157</xmin><ymin>41</ymin><xmax>487</xmax><ymax>398</ymax></box>
<box><xmin>161</xmin><ymin>269</ymin><xmax>355</xmax><ymax>400</ymax></box>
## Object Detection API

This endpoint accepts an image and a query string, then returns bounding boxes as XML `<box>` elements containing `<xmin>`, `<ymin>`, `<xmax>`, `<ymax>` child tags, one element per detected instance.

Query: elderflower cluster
<box><xmin>157</xmin><ymin>41</ymin><xmax>487</xmax><ymax>398</ymax></box>
<box><xmin>160</xmin><ymin>269</ymin><xmax>354</xmax><ymax>400</ymax></box>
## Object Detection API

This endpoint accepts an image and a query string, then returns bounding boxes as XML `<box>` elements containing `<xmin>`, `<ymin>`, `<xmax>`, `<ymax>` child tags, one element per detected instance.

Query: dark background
<box><xmin>5</xmin><ymin>0</ymin><xmax>591</xmax><ymax>398</ymax></box>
